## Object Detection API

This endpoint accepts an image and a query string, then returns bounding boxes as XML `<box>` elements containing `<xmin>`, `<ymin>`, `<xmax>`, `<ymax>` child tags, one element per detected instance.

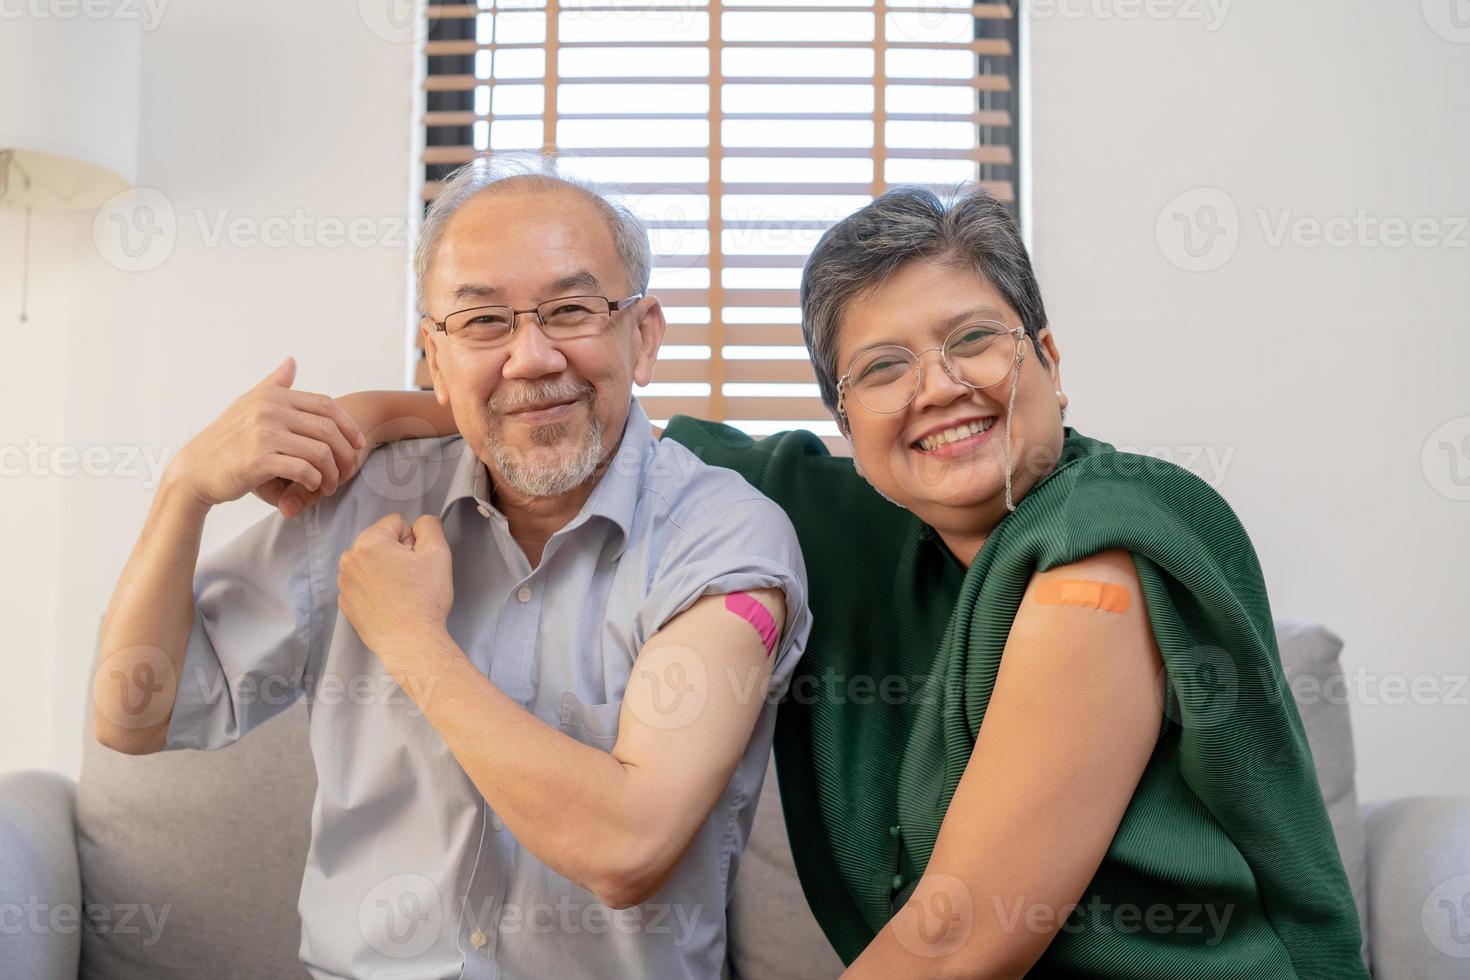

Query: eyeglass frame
<box><xmin>835</xmin><ymin>320</ymin><xmax>1028</xmax><ymax>418</ymax></box>
<box><xmin>425</xmin><ymin>292</ymin><xmax>646</xmax><ymax>343</ymax></box>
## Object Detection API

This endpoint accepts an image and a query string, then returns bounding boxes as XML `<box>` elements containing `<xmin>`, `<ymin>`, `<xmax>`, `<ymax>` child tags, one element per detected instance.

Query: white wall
<box><xmin>1028</xmin><ymin>0</ymin><xmax>1470</xmax><ymax>802</ymax></box>
<box><xmin>0</xmin><ymin>3</ymin><xmax>143</xmax><ymax>785</ymax></box>
<box><xmin>0</xmin><ymin>0</ymin><xmax>416</xmax><ymax>778</ymax></box>
<box><xmin>0</xmin><ymin>208</ymin><xmax>72</xmax><ymax>778</ymax></box>
<box><xmin>2</xmin><ymin>0</ymin><xmax>1464</xmax><ymax>806</ymax></box>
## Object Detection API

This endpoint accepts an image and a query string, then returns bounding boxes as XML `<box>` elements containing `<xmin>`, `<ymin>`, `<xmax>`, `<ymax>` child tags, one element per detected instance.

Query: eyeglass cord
<box><xmin>1002</xmin><ymin>348</ymin><xmax>1022</xmax><ymax>513</ymax></box>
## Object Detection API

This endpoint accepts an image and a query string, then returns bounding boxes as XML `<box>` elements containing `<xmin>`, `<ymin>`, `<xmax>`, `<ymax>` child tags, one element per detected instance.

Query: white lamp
<box><xmin>0</xmin><ymin>14</ymin><xmax>143</xmax><ymax>321</ymax></box>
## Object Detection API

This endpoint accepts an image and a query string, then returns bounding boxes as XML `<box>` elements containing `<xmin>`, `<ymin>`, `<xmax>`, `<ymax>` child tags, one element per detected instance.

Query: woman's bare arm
<box><xmin>842</xmin><ymin>549</ymin><xmax>1165</xmax><ymax>980</ymax></box>
<box><xmin>339</xmin><ymin>390</ymin><xmax>458</xmax><ymax>443</ymax></box>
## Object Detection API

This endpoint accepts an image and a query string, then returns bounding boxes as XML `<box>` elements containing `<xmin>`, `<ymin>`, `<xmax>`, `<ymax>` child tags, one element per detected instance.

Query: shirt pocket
<box><xmin>558</xmin><ymin>692</ymin><xmax>623</xmax><ymax>751</ymax></box>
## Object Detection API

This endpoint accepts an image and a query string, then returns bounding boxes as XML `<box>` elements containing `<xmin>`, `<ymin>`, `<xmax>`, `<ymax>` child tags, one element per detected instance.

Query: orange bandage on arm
<box><xmin>1032</xmin><ymin>578</ymin><xmax>1133</xmax><ymax>614</ymax></box>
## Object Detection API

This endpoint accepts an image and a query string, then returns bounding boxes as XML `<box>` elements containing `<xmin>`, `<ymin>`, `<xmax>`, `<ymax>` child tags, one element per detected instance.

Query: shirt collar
<box><xmin>439</xmin><ymin>395</ymin><xmax>651</xmax><ymax>561</ymax></box>
<box><xmin>439</xmin><ymin>436</ymin><xmax>494</xmax><ymax>522</ymax></box>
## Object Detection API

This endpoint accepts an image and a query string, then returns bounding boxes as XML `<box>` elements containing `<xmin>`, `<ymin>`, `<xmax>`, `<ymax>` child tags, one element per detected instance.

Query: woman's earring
<box><xmin>1055</xmin><ymin>389</ymin><xmax>1063</xmax><ymax>398</ymax></box>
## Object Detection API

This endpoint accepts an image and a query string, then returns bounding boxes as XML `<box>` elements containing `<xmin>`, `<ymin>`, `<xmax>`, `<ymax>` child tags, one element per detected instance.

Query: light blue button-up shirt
<box><xmin>163</xmin><ymin>397</ymin><xmax>810</xmax><ymax>979</ymax></box>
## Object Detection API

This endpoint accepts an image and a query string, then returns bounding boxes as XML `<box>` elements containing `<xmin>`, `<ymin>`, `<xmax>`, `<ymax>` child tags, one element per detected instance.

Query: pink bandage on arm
<box><xmin>724</xmin><ymin>592</ymin><xmax>779</xmax><ymax>658</ymax></box>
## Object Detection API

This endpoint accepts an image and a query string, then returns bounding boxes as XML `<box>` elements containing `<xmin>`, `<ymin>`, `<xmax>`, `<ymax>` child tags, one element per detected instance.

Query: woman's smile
<box><xmin>909</xmin><ymin>415</ymin><xmax>998</xmax><ymax>459</ymax></box>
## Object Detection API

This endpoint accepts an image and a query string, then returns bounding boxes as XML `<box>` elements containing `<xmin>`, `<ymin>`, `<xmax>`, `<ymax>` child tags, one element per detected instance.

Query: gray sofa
<box><xmin>3</xmin><ymin>621</ymin><xmax>1468</xmax><ymax>978</ymax></box>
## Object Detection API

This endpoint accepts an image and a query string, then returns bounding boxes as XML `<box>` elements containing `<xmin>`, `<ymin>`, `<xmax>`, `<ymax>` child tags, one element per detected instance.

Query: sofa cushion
<box><xmin>76</xmin><ymin>697</ymin><xmax>315</xmax><ymax>980</ymax></box>
<box><xmin>1362</xmin><ymin>796</ymin><xmax>1470</xmax><ymax>977</ymax></box>
<box><xmin>1275</xmin><ymin>619</ymin><xmax>1371</xmax><ymax>966</ymax></box>
<box><xmin>0</xmin><ymin>771</ymin><xmax>82</xmax><ymax>979</ymax></box>
<box><xmin>726</xmin><ymin>619</ymin><xmax>1371</xmax><ymax>977</ymax></box>
<box><xmin>727</xmin><ymin>757</ymin><xmax>845</xmax><ymax>980</ymax></box>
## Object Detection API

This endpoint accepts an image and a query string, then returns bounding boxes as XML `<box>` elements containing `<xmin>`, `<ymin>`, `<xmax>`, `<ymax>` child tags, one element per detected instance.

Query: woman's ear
<box><xmin>829</xmin><ymin>390</ymin><xmax>850</xmax><ymax>441</ymax></box>
<box><xmin>1037</xmin><ymin>328</ymin><xmax>1066</xmax><ymax>413</ymax></box>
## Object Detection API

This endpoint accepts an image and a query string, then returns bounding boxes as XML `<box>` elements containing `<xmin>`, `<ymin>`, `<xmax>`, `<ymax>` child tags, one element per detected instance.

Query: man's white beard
<box><xmin>484</xmin><ymin>380</ymin><xmax>606</xmax><ymax>498</ymax></box>
<box><xmin>489</xmin><ymin>416</ymin><xmax>605</xmax><ymax>498</ymax></box>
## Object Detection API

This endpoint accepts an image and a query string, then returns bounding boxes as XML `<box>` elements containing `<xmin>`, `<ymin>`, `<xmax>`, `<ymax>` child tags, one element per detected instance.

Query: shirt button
<box><xmin>470</xmin><ymin>929</ymin><xmax>488</xmax><ymax>949</ymax></box>
<box><xmin>891</xmin><ymin>874</ymin><xmax>905</xmax><ymax>891</ymax></box>
<box><xmin>889</xmin><ymin>824</ymin><xmax>901</xmax><ymax>839</ymax></box>
<box><xmin>516</xmin><ymin>586</ymin><xmax>532</xmax><ymax>603</ymax></box>
<box><xmin>491</xmin><ymin>813</ymin><xmax>504</xmax><ymax>832</ymax></box>
<box><xmin>476</xmin><ymin>504</ymin><xmax>491</xmax><ymax>519</ymax></box>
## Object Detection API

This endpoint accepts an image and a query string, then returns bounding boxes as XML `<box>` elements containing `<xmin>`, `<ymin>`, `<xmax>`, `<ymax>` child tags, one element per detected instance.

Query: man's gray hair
<box><xmin>414</xmin><ymin>153</ymin><xmax>653</xmax><ymax>314</ymax></box>
<box><xmin>800</xmin><ymin>185</ymin><xmax>1050</xmax><ymax>431</ymax></box>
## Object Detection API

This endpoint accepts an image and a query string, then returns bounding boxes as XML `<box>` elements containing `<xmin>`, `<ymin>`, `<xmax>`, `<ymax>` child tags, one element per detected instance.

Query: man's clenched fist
<box><xmin>337</xmin><ymin>513</ymin><xmax>455</xmax><ymax>663</ymax></box>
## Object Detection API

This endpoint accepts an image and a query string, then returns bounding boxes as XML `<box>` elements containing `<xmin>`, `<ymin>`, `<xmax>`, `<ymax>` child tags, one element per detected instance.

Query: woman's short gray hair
<box><xmin>800</xmin><ymin>185</ymin><xmax>1050</xmax><ymax>430</ymax></box>
<box><xmin>413</xmin><ymin>153</ymin><xmax>652</xmax><ymax>314</ymax></box>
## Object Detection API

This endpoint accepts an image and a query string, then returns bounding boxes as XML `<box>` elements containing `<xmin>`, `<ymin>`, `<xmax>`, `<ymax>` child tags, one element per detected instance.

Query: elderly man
<box><xmin>94</xmin><ymin>158</ymin><xmax>811</xmax><ymax>980</ymax></box>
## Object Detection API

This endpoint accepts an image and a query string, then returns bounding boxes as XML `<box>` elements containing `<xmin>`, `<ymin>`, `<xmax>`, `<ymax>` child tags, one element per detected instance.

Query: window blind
<box><xmin>418</xmin><ymin>0</ymin><xmax>1019</xmax><ymax>453</ymax></box>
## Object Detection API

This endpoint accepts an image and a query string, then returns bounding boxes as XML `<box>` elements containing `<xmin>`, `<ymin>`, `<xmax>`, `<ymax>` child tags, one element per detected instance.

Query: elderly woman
<box><xmin>321</xmin><ymin>186</ymin><xmax>1365</xmax><ymax>977</ymax></box>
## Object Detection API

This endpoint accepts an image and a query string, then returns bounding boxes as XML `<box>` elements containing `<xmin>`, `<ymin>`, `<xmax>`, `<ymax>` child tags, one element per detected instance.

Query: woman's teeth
<box><xmin>916</xmin><ymin>418</ymin><xmax>994</xmax><ymax>452</ymax></box>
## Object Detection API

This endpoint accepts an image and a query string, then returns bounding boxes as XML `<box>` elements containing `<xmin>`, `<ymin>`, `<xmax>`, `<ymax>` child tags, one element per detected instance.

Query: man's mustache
<box><xmin>488</xmin><ymin>379</ymin><xmax>596</xmax><ymax>415</ymax></box>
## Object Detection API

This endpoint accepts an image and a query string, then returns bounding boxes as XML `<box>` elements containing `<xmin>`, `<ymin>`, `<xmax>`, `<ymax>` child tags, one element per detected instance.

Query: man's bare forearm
<box><xmin>380</xmin><ymin>626</ymin><xmax>650</xmax><ymax>903</ymax></box>
<box><xmin>353</xmin><ymin>585</ymin><xmax>783</xmax><ymax>910</ymax></box>
<box><xmin>95</xmin><ymin>361</ymin><xmax>377</xmax><ymax>752</ymax></box>
<box><xmin>94</xmin><ymin>467</ymin><xmax>212</xmax><ymax>755</ymax></box>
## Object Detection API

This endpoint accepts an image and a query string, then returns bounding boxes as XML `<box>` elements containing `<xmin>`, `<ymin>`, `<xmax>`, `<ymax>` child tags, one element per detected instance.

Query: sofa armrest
<box><xmin>0</xmin><ymin>770</ymin><xmax>82</xmax><ymax>980</ymax></box>
<box><xmin>1362</xmin><ymin>796</ymin><xmax>1470</xmax><ymax>978</ymax></box>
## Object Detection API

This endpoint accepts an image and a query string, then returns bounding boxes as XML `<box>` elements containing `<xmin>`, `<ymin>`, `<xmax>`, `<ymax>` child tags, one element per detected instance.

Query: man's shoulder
<box><xmin>359</xmin><ymin>433</ymin><xmax>466</xmax><ymax>475</ymax></box>
<box><xmin>310</xmin><ymin>435</ymin><xmax>469</xmax><ymax>533</ymax></box>
<box><xmin>639</xmin><ymin>436</ymin><xmax>794</xmax><ymax>536</ymax></box>
<box><xmin>643</xmin><ymin>435</ymin><xmax>768</xmax><ymax>507</ymax></box>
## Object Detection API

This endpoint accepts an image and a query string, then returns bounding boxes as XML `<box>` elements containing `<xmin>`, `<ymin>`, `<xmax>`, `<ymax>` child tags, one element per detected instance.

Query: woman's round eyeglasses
<box><xmin>836</xmin><ymin>320</ymin><xmax>1027</xmax><ymax>416</ymax></box>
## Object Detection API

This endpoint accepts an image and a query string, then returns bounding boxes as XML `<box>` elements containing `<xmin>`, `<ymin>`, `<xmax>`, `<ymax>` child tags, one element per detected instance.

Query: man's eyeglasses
<box><xmin>428</xmin><ymin>293</ymin><xmax>644</xmax><ymax>347</ymax></box>
<box><xmin>836</xmin><ymin>320</ymin><xmax>1027</xmax><ymax>416</ymax></box>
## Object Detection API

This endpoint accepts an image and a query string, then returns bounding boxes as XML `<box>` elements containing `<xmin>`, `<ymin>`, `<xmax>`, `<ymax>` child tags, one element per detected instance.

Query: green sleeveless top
<box><xmin>664</xmin><ymin>419</ymin><xmax>1366</xmax><ymax>978</ymax></box>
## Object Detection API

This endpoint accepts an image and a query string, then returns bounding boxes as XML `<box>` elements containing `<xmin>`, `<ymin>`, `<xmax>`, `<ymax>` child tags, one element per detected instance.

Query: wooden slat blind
<box><xmin>418</xmin><ymin>0</ymin><xmax>1019</xmax><ymax>454</ymax></box>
